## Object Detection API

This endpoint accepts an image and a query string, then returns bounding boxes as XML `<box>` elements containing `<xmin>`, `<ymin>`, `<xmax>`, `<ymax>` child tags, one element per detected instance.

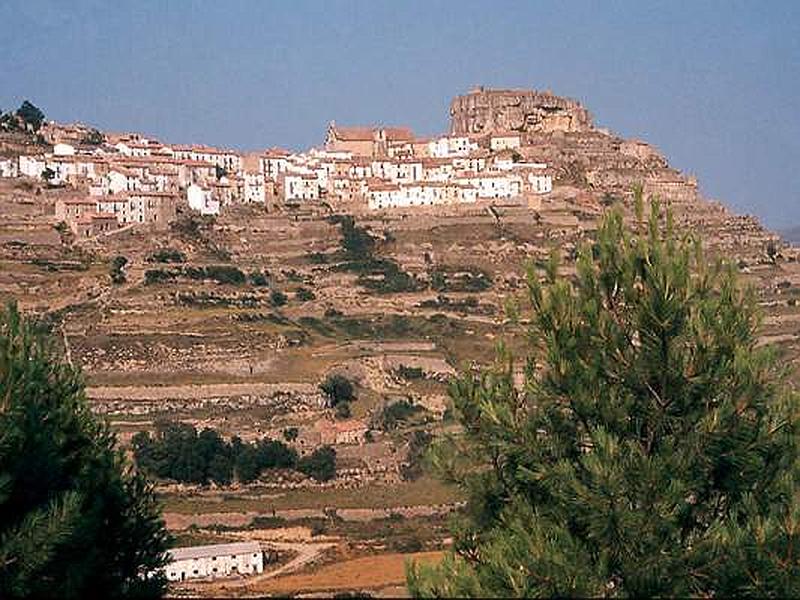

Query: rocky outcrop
<box><xmin>450</xmin><ymin>87</ymin><xmax>593</xmax><ymax>135</ymax></box>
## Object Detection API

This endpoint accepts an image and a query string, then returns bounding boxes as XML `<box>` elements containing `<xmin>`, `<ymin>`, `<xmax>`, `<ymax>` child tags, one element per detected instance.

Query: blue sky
<box><xmin>1</xmin><ymin>1</ymin><xmax>798</xmax><ymax>228</ymax></box>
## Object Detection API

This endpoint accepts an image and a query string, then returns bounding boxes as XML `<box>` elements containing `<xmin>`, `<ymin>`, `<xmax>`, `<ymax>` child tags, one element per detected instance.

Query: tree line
<box><xmin>132</xmin><ymin>422</ymin><xmax>336</xmax><ymax>484</ymax></box>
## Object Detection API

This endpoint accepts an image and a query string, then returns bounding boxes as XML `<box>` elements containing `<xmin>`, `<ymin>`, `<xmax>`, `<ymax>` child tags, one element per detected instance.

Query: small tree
<box><xmin>270</xmin><ymin>289</ymin><xmax>288</xmax><ymax>307</ymax></box>
<box><xmin>83</xmin><ymin>129</ymin><xmax>104</xmax><ymax>145</ymax></box>
<box><xmin>320</xmin><ymin>374</ymin><xmax>354</xmax><ymax>407</ymax></box>
<box><xmin>298</xmin><ymin>446</ymin><xmax>336</xmax><ymax>482</ymax></box>
<box><xmin>408</xmin><ymin>200</ymin><xmax>800</xmax><ymax>597</ymax></box>
<box><xmin>110</xmin><ymin>255</ymin><xmax>128</xmax><ymax>284</ymax></box>
<box><xmin>16</xmin><ymin>100</ymin><xmax>45</xmax><ymax>132</ymax></box>
<box><xmin>41</xmin><ymin>167</ymin><xmax>55</xmax><ymax>182</ymax></box>
<box><xmin>296</xmin><ymin>286</ymin><xmax>316</xmax><ymax>302</ymax></box>
<box><xmin>334</xmin><ymin>401</ymin><xmax>352</xmax><ymax>419</ymax></box>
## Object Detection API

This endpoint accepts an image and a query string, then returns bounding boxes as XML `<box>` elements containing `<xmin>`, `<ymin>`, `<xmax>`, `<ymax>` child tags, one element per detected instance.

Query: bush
<box><xmin>270</xmin><ymin>289</ymin><xmax>288</xmax><ymax>306</ymax></box>
<box><xmin>110</xmin><ymin>255</ymin><xmax>128</xmax><ymax>284</ymax></box>
<box><xmin>335</xmin><ymin>401</ymin><xmax>352</xmax><ymax>419</ymax></box>
<box><xmin>147</xmin><ymin>248</ymin><xmax>186</xmax><ymax>263</ymax></box>
<box><xmin>376</xmin><ymin>398</ymin><xmax>422</xmax><ymax>431</ymax></box>
<box><xmin>397</xmin><ymin>365</ymin><xmax>425</xmax><ymax>380</ymax></box>
<box><xmin>320</xmin><ymin>374</ymin><xmax>354</xmax><ymax>407</ymax></box>
<box><xmin>249</xmin><ymin>271</ymin><xmax>269</xmax><ymax>286</ymax></box>
<box><xmin>298</xmin><ymin>446</ymin><xmax>337</xmax><ymax>482</ymax></box>
<box><xmin>296</xmin><ymin>286</ymin><xmax>316</xmax><ymax>302</ymax></box>
<box><xmin>429</xmin><ymin>265</ymin><xmax>492</xmax><ymax>293</ymax></box>
<box><xmin>202</xmin><ymin>265</ymin><xmax>246</xmax><ymax>285</ymax></box>
<box><xmin>144</xmin><ymin>268</ymin><xmax>178</xmax><ymax>284</ymax></box>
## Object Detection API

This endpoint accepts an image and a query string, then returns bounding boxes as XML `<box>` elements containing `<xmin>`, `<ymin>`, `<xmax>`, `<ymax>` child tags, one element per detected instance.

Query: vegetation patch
<box><xmin>133</xmin><ymin>421</ymin><xmax>336</xmax><ymax>484</ymax></box>
<box><xmin>429</xmin><ymin>264</ymin><xmax>492</xmax><ymax>292</ymax></box>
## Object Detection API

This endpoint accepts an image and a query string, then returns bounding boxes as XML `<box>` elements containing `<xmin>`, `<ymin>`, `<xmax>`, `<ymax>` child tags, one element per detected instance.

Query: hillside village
<box><xmin>1</xmin><ymin>87</ymin><xmax>796</xmax><ymax>596</ymax></box>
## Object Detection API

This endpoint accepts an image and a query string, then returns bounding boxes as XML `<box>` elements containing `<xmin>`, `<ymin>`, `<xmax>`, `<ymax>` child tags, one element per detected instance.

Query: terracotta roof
<box><xmin>383</xmin><ymin>127</ymin><xmax>414</xmax><ymax>141</ymax></box>
<box><xmin>332</xmin><ymin>126</ymin><xmax>374</xmax><ymax>141</ymax></box>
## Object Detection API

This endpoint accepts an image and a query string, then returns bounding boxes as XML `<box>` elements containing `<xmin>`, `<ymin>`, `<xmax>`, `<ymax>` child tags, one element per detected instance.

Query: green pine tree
<box><xmin>0</xmin><ymin>303</ymin><xmax>169</xmax><ymax>598</ymax></box>
<box><xmin>408</xmin><ymin>198</ymin><xmax>800</xmax><ymax>597</ymax></box>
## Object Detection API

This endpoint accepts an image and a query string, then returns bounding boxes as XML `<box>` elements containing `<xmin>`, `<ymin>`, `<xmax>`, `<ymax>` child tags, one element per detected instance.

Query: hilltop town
<box><xmin>1</xmin><ymin>87</ymin><xmax>796</xmax><ymax>596</ymax></box>
<box><xmin>1</xmin><ymin>87</ymin><xmax>698</xmax><ymax>235</ymax></box>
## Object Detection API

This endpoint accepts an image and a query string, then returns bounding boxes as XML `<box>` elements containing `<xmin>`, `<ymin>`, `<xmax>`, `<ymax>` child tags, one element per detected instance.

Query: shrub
<box><xmin>296</xmin><ymin>287</ymin><xmax>316</xmax><ymax>302</ymax></box>
<box><xmin>397</xmin><ymin>365</ymin><xmax>425</xmax><ymax>380</ymax></box>
<box><xmin>334</xmin><ymin>401</ymin><xmax>352</xmax><ymax>419</ymax></box>
<box><xmin>249</xmin><ymin>271</ymin><xmax>269</xmax><ymax>286</ymax></box>
<box><xmin>376</xmin><ymin>398</ymin><xmax>422</xmax><ymax>431</ymax></box>
<box><xmin>270</xmin><ymin>289</ymin><xmax>288</xmax><ymax>306</ymax></box>
<box><xmin>144</xmin><ymin>268</ymin><xmax>178</xmax><ymax>284</ymax></box>
<box><xmin>110</xmin><ymin>255</ymin><xmax>128</xmax><ymax>284</ymax></box>
<box><xmin>320</xmin><ymin>374</ymin><xmax>354</xmax><ymax>407</ymax></box>
<box><xmin>203</xmin><ymin>265</ymin><xmax>246</xmax><ymax>285</ymax></box>
<box><xmin>147</xmin><ymin>248</ymin><xmax>186</xmax><ymax>263</ymax></box>
<box><xmin>298</xmin><ymin>446</ymin><xmax>337</xmax><ymax>482</ymax></box>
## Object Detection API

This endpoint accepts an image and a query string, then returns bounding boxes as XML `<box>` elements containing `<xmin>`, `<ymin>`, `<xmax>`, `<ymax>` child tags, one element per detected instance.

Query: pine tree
<box><xmin>408</xmin><ymin>198</ymin><xmax>800</xmax><ymax>597</ymax></box>
<box><xmin>0</xmin><ymin>303</ymin><xmax>169</xmax><ymax>598</ymax></box>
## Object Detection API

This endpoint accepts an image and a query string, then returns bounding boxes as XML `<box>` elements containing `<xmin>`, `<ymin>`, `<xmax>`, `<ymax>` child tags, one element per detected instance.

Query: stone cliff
<box><xmin>449</xmin><ymin>87</ymin><xmax>594</xmax><ymax>135</ymax></box>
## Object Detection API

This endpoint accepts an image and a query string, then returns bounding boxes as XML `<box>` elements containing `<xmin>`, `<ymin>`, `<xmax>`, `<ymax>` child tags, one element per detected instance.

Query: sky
<box><xmin>1</xmin><ymin>0</ymin><xmax>798</xmax><ymax>228</ymax></box>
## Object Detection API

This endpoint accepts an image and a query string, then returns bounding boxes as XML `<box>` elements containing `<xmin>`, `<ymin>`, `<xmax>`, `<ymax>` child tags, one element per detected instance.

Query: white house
<box><xmin>165</xmin><ymin>541</ymin><xmax>264</xmax><ymax>582</ymax></box>
<box><xmin>368</xmin><ymin>182</ymin><xmax>478</xmax><ymax>210</ymax></box>
<box><xmin>428</xmin><ymin>136</ymin><xmax>475</xmax><ymax>158</ymax></box>
<box><xmin>107</xmin><ymin>167</ymin><xmax>140</xmax><ymax>194</ymax></box>
<box><xmin>0</xmin><ymin>157</ymin><xmax>18</xmax><ymax>178</ymax></box>
<box><xmin>525</xmin><ymin>171</ymin><xmax>553</xmax><ymax>194</ymax></box>
<box><xmin>53</xmin><ymin>142</ymin><xmax>76</xmax><ymax>156</ymax></box>
<box><xmin>187</xmin><ymin>183</ymin><xmax>220</xmax><ymax>215</ymax></box>
<box><xmin>489</xmin><ymin>134</ymin><xmax>522</xmax><ymax>151</ymax></box>
<box><xmin>283</xmin><ymin>173</ymin><xmax>319</xmax><ymax>202</ymax></box>
<box><xmin>243</xmin><ymin>171</ymin><xmax>265</xmax><ymax>203</ymax></box>
<box><xmin>18</xmin><ymin>155</ymin><xmax>47</xmax><ymax>178</ymax></box>
<box><xmin>456</xmin><ymin>174</ymin><xmax>523</xmax><ymax>199</ymax></box>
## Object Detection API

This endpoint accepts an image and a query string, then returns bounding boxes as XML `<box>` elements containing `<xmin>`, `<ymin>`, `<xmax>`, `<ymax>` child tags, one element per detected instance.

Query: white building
<box><xmin>526</xmin><ymin>172</ymin><xmax>553</xmax><ymax>194</ymax></box>
<box><xmin>428</xmin><ymin>136</ymin><xmax>475</xmax><ymax>158</ymax></box>
<box><xmin>53</xmin><ymin>142</ymin><xmax>76</xmax><ymax>156</ymax></box>
<box><xmin>165</xmin><ymin>541</ymin><xmax>264</xmax><ymax>582</ymax></box>
<box><xmin>490</xmin><ymin>134</ymin><xmax>522</xmax><ymax>151</ymax></box>
<box><xmin>0</xmin><ymin>157</ymin><xmax>18</xmax><ymax>178</ymax></box>
<box><xmin>456</xmin><ymin>174</ymin><xmax>523</xmax><ymax>199</ymax></box>
<box><xmin>283</xmin><ymin>173</ymin><xmax>319</xmax><ymax>202</ymax></box>
<box><xmin>18</xmin><ymin>155</ymin><xmax>46</xmax><ymax>178</ymax></box>
<box><xmin>368</xmin><ymin>182</ymin><xmax>477</xmax><ymax>210</ymax></box>
<box><xmin>243</xmin><ymin>171</ymin><xmax>266</xmax><ymax>203</ymax></box>
<box><xmin>187</xmin><ymin>183</ymin><xmax>220</xmax><ymax>215</ymax></box>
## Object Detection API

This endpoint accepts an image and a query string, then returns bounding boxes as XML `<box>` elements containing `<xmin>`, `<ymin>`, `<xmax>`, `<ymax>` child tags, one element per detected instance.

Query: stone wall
<box><xmin>449</xmin><ymin>87</ymin><xmax>594</xmax><ymax>135</ymax></box>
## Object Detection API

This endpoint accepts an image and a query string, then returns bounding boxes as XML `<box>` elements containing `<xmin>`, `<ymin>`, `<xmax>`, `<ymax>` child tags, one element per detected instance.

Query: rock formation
<box><xmin>449</xmin><ymin>87</ymin><xmax>594</xmax><ymax>135</ymax></box>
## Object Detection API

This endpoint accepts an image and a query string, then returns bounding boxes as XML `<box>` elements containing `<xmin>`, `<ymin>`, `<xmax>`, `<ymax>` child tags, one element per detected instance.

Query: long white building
<box><xmin>166</xmin><ymin>541</ymin><xmax>264</xmax><ymax>582</ymax></box>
